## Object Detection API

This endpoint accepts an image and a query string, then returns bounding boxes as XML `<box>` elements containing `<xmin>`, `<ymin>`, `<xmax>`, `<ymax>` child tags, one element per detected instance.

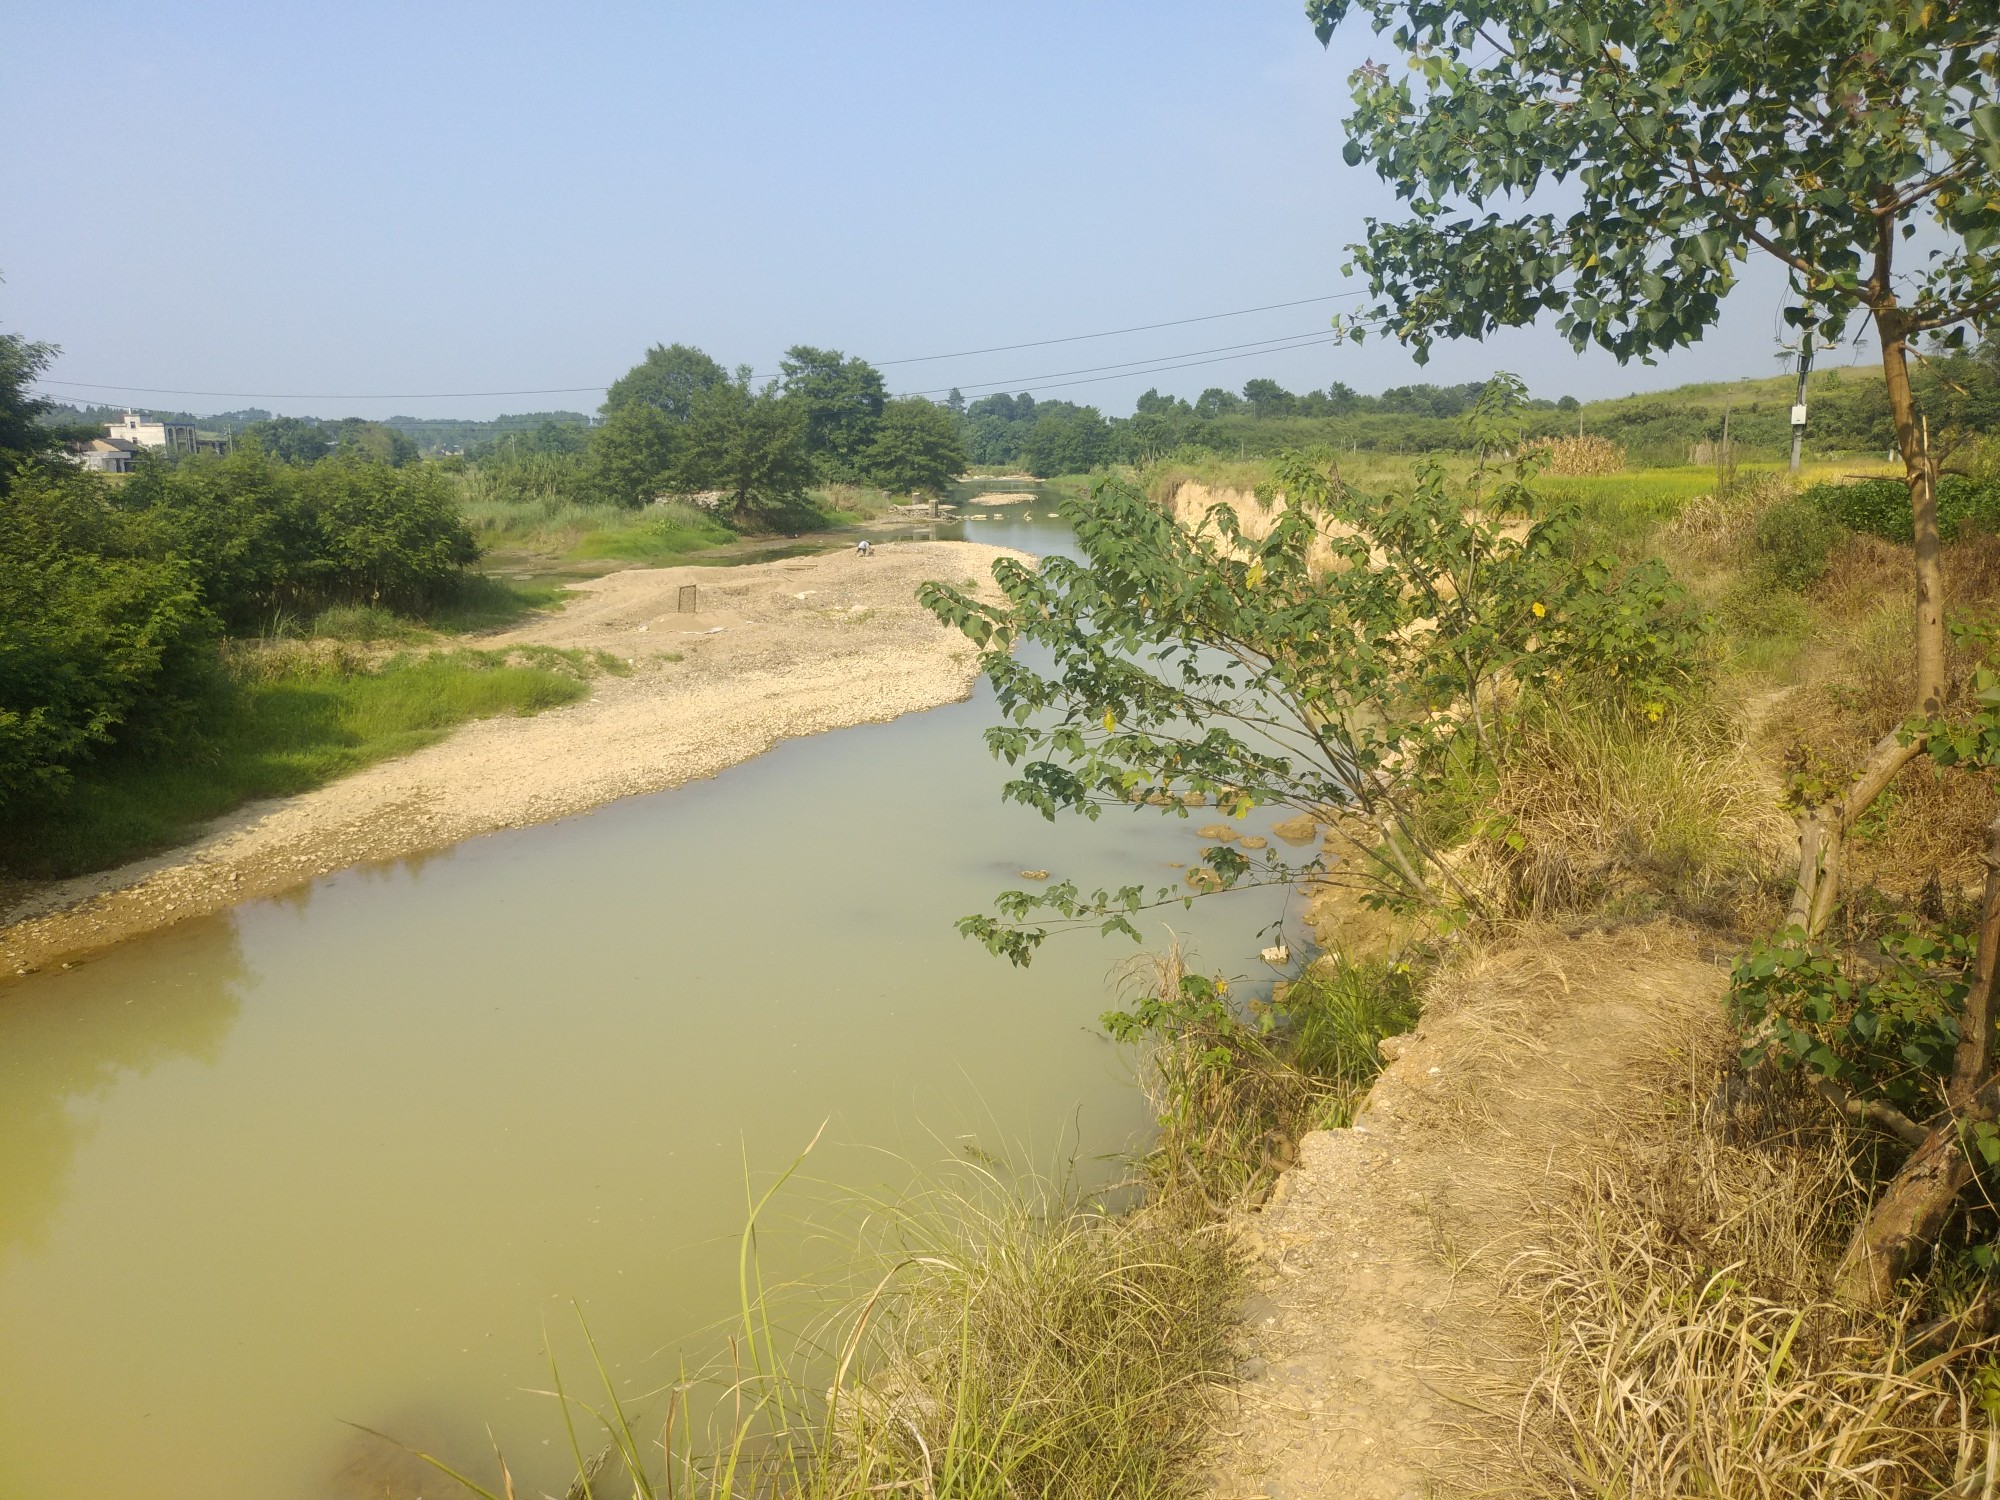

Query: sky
<box><xmin>1</xmin><ymin>1</ymin><xmax>1862</xmax><ymax>422</ymax></box>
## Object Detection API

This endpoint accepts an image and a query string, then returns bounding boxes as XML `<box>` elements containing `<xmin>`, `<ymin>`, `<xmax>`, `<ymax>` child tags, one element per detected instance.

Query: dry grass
<box><xmin>1765</xmin><ymin>541</ymin><xmax>2000</xmax><ymax>897</ymax></box>
<box><xmin>1470</xmin><ymin>697</ymin><xmax>1791</xmax><ymax>927</ymax></box>
<box><xmin>1538</xmin><ymin>433</ymin><xmax>1627</xmax><ymax>476</ymax></box>
<box><xmin>1505</xmin><ymin>1080</ymin><xmax>1994</xmax><ymax>1498</ymax></box>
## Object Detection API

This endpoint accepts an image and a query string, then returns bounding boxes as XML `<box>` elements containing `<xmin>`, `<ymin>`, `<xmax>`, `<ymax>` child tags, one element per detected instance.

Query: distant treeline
<box><xmin>43</xmin><ymin>340</ymin><xmax>2000</xmax><ymax>484</ymax></box>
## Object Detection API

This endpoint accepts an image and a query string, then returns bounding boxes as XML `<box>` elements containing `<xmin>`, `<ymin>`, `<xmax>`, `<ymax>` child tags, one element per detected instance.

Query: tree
<box><xmin>945</xmin><ymin>387</ymin><xmax>967</xmax><ymax>417</ymax></box>
<box><xmin>584</xmin><ymin>403</ymin><xmax>681</xmax><ymax>507</ymax></box>
<box><xmin>1310</xmin><ymin>0</ymin><xmax>2000</xmax><ymax>1305</ymax></box>
<box><xmin>919</xmin><ymin>383</ymin><xmax>1700</xmax><ymax>965</ymax></box>
<box><xmin>1242</xmin><ymin>378</ymin><xmax>1296</xmax><ymax>419</ymax></box>
<box><xmin>602</xmin><ymin>343</ymin><xmax>729</xmax><ymax>421</ymax></box>
<box><xmin>779</xmin><ymin>346</ymin><xmax>888</xmax><ymax>479</ymax></box>
<box><xmin>1193</xmin><ymin>387</ymin><xmax>1242</xmax><ymax>418</ymax></box>
<box><xmin>860</xmin><ymin>397</ymin><xmax>966</xmax><ymax>497</ymax></box>
<box><xmin>0</xmin><ymin>327</ymin><xmax>55</xmax><ymax>476</ymax></box>
<box><xmin>1019</xmin><ymin>405</ymin><xmax>1113</xmax><ymax>478</ymax></box>
<box><xmin>239</xmin><ymin>416</ymin><xmax>331</xmax><ymax>465</ymax></box>
<box><xmin>673</xmin><ymin>378</ymin><xmax>813</xmax><ymax>521</ymax></box>
<box><xmin>332</xmin><ymin>419</ymin><xmax>417</xmax><ymax>466</ymax></box>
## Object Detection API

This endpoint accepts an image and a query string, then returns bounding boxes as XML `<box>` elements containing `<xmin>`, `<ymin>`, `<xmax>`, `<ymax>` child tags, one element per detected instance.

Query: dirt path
<box><xmin>1</xmin><ymin>540</ymin><xmax>1017</xmax><ymax>978</ymax></box>
<box><xmin>1211</xmin><ymin>924</ymin><xmax>1729</xmax><ymax>1498</ymax></box>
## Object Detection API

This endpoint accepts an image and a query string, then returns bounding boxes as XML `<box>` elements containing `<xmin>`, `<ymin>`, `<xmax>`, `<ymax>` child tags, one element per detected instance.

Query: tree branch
<box><xmin>1811</xmin><ymin>1074</ymin><xmax>1930</xmax><ymax>1148</ymax></box>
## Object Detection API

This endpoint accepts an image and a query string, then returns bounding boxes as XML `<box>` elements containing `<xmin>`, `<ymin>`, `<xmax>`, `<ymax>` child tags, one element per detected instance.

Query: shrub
<box><xmin>0</xmin><ymin>467</ymin><xmax>216</xmax><ymax>811</ymax></box>
<box><xmin>1751</xmin><ymin>494</ymin><xmax>1840</xmax><ymax>590</ymax></box>
<box><xmin>124</xmin><ymin>449</ymin><xmax>479</xmax><ymax>625</ymax></box>
<box><xmin>1804</xmin><ymin>474</ymin><xmax>2000</xmax><ymax>544</ymax></box>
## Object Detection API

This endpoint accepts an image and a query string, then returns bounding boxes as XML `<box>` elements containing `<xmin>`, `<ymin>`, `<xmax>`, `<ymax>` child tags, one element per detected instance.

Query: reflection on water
<box><xmin>0</xmin><ymin>923</ymin><xmax>247</xmax><ymax>1256</ymax></box>
<box><xmin>0</xmin><ymin>505</ymin><xmax>1302</xmax><ymax>1500</ymax></box>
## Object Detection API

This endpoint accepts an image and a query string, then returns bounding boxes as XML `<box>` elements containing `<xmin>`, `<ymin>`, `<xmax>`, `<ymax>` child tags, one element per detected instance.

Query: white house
<box><xmin>74</xmin><ymin>436</ymin><xmax>141</xmax><ymax>472</ymax></box>
<box><xmin>102</xmin><ymin>410</ymin><xmax>228</xmax><ymax>456</ymax></box>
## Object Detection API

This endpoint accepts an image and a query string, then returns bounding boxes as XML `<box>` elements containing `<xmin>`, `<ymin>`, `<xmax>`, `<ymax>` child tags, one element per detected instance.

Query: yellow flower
<box><xmin>1531</xmin><ymin>600</ymin><xmax>1547</xmax><ymax>618</ymax></box>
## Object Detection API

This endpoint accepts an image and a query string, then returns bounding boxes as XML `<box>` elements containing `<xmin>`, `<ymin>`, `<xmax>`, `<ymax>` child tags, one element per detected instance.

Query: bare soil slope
<box><xmin>1212</xmin><ymin>924</ymin><xmax>1729</xmax><ymax>1499</ymax></box>
<box><xmin>2</xmin><ymin>540</ymin><xmax>1015</xmax><ymax>976</ymax></box>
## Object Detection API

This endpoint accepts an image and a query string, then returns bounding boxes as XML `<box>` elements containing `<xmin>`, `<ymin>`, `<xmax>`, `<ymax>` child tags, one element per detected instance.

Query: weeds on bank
<box><xmin>0</xmin><ymin>644</ymin><xmax>608</xmax><ymax>879</ymax></box>
<box><xmin>1105</xmin><ymin>941</ymin><xmax>1419</xmax><ymax>1206</ymax></box>
<box><xmin>1509</xmin><ymin>1071</ymin><xmax>1994</xmax><ymax>1498</ymax></box>
<box><xmin>405</xmin><ymin>1158</ymin><xmax>1241</xmax><ymax>1500</ymax></box>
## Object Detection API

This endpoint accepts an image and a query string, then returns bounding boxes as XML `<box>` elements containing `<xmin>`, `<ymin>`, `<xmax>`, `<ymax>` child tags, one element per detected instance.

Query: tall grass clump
<box><xmin>1508</xmin><ymin>1087</ymin><xmax>1992</xmax><ymax>1497</ymax></box>
<box><xmin>1106</xmin><ymin>942</ymin><xmax>1418</xmax><ymax>1206</ymax></box>
<box><xmin>1472</xmin><ymin>694</ymin><xmax>1788</xmax><ymax>926</ymax></box>
<box><xmin>396</xmin><ymin>1161</ymin><xmax>1243</xmax><ymax>1500</ymax></box>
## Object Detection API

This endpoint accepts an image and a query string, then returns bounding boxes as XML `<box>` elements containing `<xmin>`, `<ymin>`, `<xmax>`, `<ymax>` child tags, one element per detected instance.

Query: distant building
<box><xmin>73</xmin><ymin>436</ymin><xmax>141</xmax><ymax>472</ymax></box>
<box><xmin>104</xmin><ymin>410</ymin><xmax>229</xmax><ymax>456</ymax></box>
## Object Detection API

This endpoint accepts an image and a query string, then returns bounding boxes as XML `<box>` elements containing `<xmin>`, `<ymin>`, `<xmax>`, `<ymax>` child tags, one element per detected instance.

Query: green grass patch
<box><xmin>1</xmin><ymin>645</ymin><xmax>601</xmax><ymax>880</ymax></box>
<box><xmin>424</xmin><ymin>574</ymin><xmax>572</xmax><ymax>633</ymax></box>
<box><xmin>571</xmin><ymin>507</ymin><xmax>736</xmax><ymax>561</ymax></box>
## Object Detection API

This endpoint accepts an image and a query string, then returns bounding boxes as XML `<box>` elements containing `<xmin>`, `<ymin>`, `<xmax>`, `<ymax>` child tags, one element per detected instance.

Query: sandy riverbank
<box><xmin>1</xmin><ymin>539</ymin><xmax>1019</xmax><ymax>978</ymax></box>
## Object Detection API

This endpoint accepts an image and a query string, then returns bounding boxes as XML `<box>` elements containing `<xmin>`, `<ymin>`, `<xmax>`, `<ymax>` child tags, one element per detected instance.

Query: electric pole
<box><xmin>1788</xmin><ymin>330</ymin><xmax>1814</xmax><ymax>474</ymax></box>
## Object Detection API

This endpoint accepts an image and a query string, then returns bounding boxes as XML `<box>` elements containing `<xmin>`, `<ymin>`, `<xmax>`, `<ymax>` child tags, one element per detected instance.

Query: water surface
<box><xmin>0</xmin><ymin>508</ymin><xmax>1299</xmax><ymax>1499</ymax></box>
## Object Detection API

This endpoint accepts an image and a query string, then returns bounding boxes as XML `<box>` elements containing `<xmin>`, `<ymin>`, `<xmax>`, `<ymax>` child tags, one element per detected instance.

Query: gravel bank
<box><xmin>1</xmin><ymin>540</ymin><xmax>1017</xmax><ymax>978</ymax></box>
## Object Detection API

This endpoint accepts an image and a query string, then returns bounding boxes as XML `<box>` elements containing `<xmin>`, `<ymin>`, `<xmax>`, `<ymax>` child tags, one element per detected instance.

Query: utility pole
<box><xmin>1788</xmin><ymin>330</ymin><xmax>1814</xmax><ymax>474</ymax></box>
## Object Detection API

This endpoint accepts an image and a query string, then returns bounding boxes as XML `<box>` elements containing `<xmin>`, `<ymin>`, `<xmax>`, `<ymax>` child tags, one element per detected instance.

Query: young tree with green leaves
<box><xmin>923</xmin><ymin>381</ymin><xmax>1700</xmax><ymax>964</ymax></box>
<box><xmin>1311</xmin><ymin>0</ymin><xmax>2000</xmax><ymax>1306</ymax></box>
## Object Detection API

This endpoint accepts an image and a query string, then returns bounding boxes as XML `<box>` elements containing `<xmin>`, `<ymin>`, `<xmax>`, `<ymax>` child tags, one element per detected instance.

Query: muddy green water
<box><xmin>0</xmin><ymin>507</ymin><xmax>1298</xmax><ymax>1499</ymax></box>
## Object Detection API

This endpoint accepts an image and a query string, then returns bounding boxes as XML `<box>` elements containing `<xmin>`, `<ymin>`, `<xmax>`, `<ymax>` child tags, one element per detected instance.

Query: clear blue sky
<box><xmin>2</xmin><ymin>1</ymin><xmax>1850</xmax><ymax>421</ymax></box>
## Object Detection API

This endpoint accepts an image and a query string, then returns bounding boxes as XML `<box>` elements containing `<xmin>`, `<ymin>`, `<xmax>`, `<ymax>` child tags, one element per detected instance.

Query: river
<box><xmin>0</xmin><ymin>501</ymin><xmax>1300</xmax><ymax>1499</ymax></box>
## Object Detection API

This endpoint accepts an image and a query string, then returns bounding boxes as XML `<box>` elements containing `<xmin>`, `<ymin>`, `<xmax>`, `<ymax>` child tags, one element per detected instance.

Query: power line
<box><xmin>910</xmin><ymin>336</ymin><xmax>1347</xmax><ymax>399</ymax></box>
<box><xmin>30</xmin><ymin>291</ymin><xmax>1363</xmax><ymax>404</ymax></box>
<box><xmin>898</xmin><ymin>329</ymin><xmax>1346</xmax><ymax>398</ymax></box>
<box><xmin>875</xmin><ymin>292</ymin><xmax>1361</xmax><ymax>366</ymax></box>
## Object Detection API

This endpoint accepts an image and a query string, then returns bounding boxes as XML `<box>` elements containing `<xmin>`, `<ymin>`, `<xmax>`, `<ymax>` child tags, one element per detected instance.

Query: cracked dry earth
<box><xmin>1210</xmin><ymin>924</ymin><xmax>1730</xmax><ymax>1499</ymax></box>
<box><xmin>1</xmin><ymin>540</ymin><xmax>1017</xmax><ymax>978</ymax></box>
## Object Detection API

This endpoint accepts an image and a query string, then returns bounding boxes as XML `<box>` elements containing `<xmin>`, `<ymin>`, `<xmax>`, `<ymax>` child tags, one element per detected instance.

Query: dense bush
<box><xmin>1803</xmin><ymin>474</ymin><xmax>2000</xmax><ymax>544</ymax></box>
<box><xmin>0</xmin><ymin>467</ymin><xmax>215</xmax><ymax>809</ymax></box>
<box><xmin>1751</xmin><ymin>495</ymin><xmax>1840</xmax><ymax>590</ymax></box>
<box><xmin>121</xmin><ymin>449</ymin><xmax>477</xmax><ymax>628</ymax></box>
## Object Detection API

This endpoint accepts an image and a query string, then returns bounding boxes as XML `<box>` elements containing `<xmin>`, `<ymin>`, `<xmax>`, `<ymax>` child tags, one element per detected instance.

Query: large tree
<box><xmin>779</xmin><ymin>346</ymin><xmax>887</xmax><ymax>479</ymax></box>
<box><xmin>602</xmin><ymin>343</ymin><xmax>730</xmax><ymax>421</ymax></box>
<box><xmin>860</xmin><ymin>397</ymin><xmax>966</xmax><ymax>497</ymax></box>
<box><xmin>0</xmin><ymin>327</ymin><xmax>57</xmax><ymax>479</ymax></box>
<box><xmin>673</xmin><ymin>378</ymin><xmax>814</xmax><ymax>521</ymax></box>
<box><xmin>1310</xmin><ymin>0</ymin><xmax>2000</xmax><ymax>1305</ymax></box>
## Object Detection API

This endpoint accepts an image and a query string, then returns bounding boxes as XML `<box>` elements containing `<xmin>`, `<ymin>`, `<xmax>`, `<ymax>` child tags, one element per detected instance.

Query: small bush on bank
<box><xmin>1104</xmin><ymin>944</ymin><xmax>1418</xmax><ymax>1206</ymax></box>
<box><xmin>1751</xmin><ymin>494</ymin><xmax>1841</xmax><ymax>591</ymax></box>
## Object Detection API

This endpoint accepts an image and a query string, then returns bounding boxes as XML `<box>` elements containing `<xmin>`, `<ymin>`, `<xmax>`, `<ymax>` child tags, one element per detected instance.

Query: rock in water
<box><xmin>1195</xmin><ymin>823</ymin><xmax>1239</xmax><ymax>841</ymax></box>
<box><xmin>1271</xmin><ymin>813</ymin><xmax>1319</xmax><ymax>844</ymax></box>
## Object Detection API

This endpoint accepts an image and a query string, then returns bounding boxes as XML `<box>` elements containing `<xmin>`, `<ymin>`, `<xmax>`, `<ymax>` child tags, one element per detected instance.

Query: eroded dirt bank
<box><xmin>1211</xmin><ymin>924</ymin><xmax>1729</xmax><ymax>1498</ymax></box>
<box><xmin>2</xmin><ymin>540</ymin><xmax>1016</xmax><ymax>978</ymax></box>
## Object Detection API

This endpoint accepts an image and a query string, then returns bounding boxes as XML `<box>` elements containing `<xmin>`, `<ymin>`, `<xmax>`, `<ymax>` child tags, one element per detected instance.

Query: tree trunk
<box><xmin>1878</xmin><ymin>306</ymin><xmax>1948</xmax><ymax>714</ymax></box>
<box><xmin>1782</xmin><ymin>306</ymin><xmax>1947</xmax><ymax>936</ymax></box>
<box><xmin>1835</xmin><ymin>813</ymin><xmax>2000</xmax><ymax>1307</ymax></box>
<box><xmin>1835</xmin><ymin>1122</ymin><xmax>1978</xmax><ymax>1307</ymax></box>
